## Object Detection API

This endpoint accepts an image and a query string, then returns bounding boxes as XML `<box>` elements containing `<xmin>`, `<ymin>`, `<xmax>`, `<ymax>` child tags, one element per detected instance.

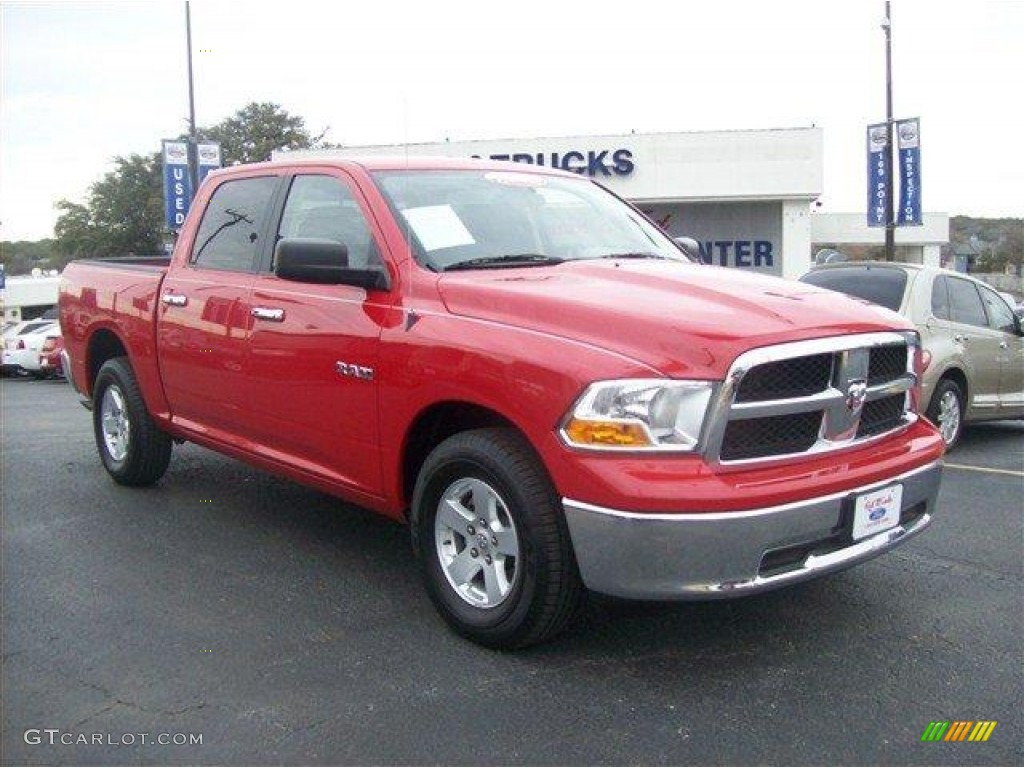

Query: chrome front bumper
<box><xmin>563</xmin><ymin>461</ymin><xmax>942</xmax><ymax>600</ymax></box>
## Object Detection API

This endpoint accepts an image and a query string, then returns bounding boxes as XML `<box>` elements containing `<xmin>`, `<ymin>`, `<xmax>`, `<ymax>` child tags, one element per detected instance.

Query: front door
<box><xmin>245</xmin><ymin>171</ymin><xmax>394</xmax><ymax>495</ymax></box>
<box><xmin>977</xmin><ymin>283</ymin><xmax>1024</xmax><ymax>416</ymax></box>
<box><xmin>944</xmin><ymin>275</ymin><xmax>1005</xmax><ymax>418</ymax></box>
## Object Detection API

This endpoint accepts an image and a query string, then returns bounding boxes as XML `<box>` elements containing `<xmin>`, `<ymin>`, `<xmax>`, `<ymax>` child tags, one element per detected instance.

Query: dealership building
<box><xmin>283</xmin><ymin>127</ymin><xmax>948</xmax><ymax>280</ymax></box>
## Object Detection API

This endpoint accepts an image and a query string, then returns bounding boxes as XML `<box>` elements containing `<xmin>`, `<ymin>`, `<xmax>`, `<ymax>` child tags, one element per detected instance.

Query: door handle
<box><xmin>251</xmin><ymin>307</ymin><xmax>286</xmax><ymax>322</ymax></box>
<box><xmin>161</xmin><ymin>293</ymin><xmax>187</xmax><ymax>307</ymax></box>
<box><xmin>954</xmin><ymin>334</ymin><xmax>968</xmax><ymax>343</ymax></box>
<box><xmin>999</xmin><ymin>340</ymin><xmax>1009</xmax><ymax>349</ymax></box>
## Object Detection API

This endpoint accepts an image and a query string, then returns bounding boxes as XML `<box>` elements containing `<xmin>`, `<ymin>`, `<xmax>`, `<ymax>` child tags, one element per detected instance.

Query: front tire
<box><xmin>93</xmin><ymin>357</ymin><xmax>172</xmax><ymax>486</ymax></box>
<box><xmin>411</xmin><ymin>428</ymin><xmax>584</xmax><ymax>649</ymax></box>
<box><xmin>926</xmin><ymin>378</ymin><xmax>965</xmax><ymax>451</ymax></box>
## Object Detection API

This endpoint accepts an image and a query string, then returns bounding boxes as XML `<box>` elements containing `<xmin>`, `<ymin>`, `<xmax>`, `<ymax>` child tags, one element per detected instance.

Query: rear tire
<box><xmin>93</xmin><ymin>357</ymin><xmax>172</xmax><ymax>486</ymax></box>
<box><xmin>925</xmin><ymin>378</ymin><xmax>965</xmax><ymax>451</ymax></box>
<box><xmin>411</xmin><ymin>428</ymin><xmax>584</xmax><ymax>649</ymax></box>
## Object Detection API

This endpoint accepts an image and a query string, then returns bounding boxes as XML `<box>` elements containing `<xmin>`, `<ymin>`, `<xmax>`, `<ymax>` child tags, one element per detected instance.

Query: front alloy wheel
<box><xmin>435</xmin><ymin>478</ymin><xmax>520</xmax><ymax>609</ymax></box>
<box><xmin>926</xmin><ymin>378</ymin><xmax>965</xmax><ymax>451</ymax></box>
<box><xmin>412</xmin><ymin>428</ymin><xmax>584</xmax><ymax>649</ymax></box>
<box><xmin>935</xmin><ymin>389</ymin><xmax>962</xmax><ymax>445</ymax></box>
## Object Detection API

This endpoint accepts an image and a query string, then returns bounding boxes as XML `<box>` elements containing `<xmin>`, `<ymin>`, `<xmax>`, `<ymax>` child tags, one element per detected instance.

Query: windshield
<box><xmin>371</xmin><ymin>169</ymin><xmax>688</xmax><ymax>271</ymax></box>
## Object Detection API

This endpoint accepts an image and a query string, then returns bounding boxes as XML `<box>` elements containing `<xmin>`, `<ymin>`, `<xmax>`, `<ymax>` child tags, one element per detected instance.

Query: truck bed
<box><xmin>71</xmin><ymin>255</ymin><xmax>171</xmax><ymax>272</ymax></box>
<box><xmin>59</xmin><ymin>257</ymin><xmax>168</xmax><ymax>410</ymax></box>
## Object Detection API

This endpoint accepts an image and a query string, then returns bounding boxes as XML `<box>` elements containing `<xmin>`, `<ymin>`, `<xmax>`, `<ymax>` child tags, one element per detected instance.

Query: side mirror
<box><xmin>673</xmin><ymin>236</ymin><xmax>703</xmax><ymax>263</ymax></box>
<box><xmin>274</xmin><ymin>238</ymin><xmax>390</xmax><ymax>290</ymax></box>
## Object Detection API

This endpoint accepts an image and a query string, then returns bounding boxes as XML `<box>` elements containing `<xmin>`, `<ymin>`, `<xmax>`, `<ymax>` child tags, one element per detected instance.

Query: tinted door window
<box><xmin>979</xmin><ymin>285</ymin><xmax>1017</xmax><ymax>333</ymax></box>
<box><xmin>799</xmin><ymin>266</ymin><xmax>908</xmax><ymax>311</ymax></box>
<box><xmin>277</xmin><ymin>175</ymin><xmax>380</xmax><ymax>268</ymax></box>
<box><xmin>930</xmin><ymin>276</ymin><xmax>951</xmax><ymax>320</ymax></box>
<box><xmin>947</xmin><ymin>277</ymin><xmax>988</xmax><ymax>327</ymax></box>
<box><xmin>191</xmin><ymin>176</ymin><xmax>278</xmax><ymax>271</ymax></box>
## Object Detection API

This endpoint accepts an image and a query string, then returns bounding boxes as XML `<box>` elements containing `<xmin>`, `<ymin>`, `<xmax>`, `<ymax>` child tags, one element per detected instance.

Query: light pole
<box><xmin>882</xmin><ymin>1</ymin><xmax>895</xmax><ymax>262</ymax></box>
<box><xmin>185</xmin><ymin>1</ymin><xmax>198</xmax><ymax>197</ymax></box>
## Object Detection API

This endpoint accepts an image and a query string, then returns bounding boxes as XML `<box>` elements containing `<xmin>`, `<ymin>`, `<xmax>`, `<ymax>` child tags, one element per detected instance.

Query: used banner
<box><xmin>866</xmin><ymin>123</ymin><xmax>889</xmax><ymax>228</ymax></box>
<box><xmin>897</xmin><ymin>118</ymin><xmax>922</xmax><ymax>225</ymax></box>
<box><xmin>162</xmin><ymin>140</ymin><xmax>193</xmax><ymax>231</ymax></box>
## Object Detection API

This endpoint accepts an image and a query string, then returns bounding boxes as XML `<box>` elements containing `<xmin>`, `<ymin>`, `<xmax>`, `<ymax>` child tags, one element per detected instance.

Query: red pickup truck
<box><xmin>59</xmin><ymin>157</ymin><xmax>944</xmax><ymax>648</ymax></box>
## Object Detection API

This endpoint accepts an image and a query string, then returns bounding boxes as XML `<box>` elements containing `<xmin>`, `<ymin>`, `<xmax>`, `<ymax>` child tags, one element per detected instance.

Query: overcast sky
<box><xmin>2</xmin><ymin>0</ymin><xmax>1022</xmax><ymax>241</ymax></box>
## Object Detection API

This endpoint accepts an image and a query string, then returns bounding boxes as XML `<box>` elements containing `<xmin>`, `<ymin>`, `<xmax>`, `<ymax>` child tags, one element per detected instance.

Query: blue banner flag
<box><xmin>162</xmin><ymin>140</ymin><xmax>193</xmax><ymax>231</ymax></box>
<box><xmin>897</xmin><ymin>118</ymin><xmax>922</xmax><ymax>226</ymax></box>
<box><xmin>197</xmin><ymin>142</ymin><xmax>222</xmax><ymax>186</ymax></box>
<box><xmin>866</xmin><ymin>123</ymin><xmax>889</xmax><ymax>228</ymax></box>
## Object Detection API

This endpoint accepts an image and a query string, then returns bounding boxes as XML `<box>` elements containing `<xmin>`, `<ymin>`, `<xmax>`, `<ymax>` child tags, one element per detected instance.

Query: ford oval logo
<box><xmin>869</xmin><ymin>507</ymin><xmax>888</xmax><ymax>521</ymax></box>
<box><xmin>899</xmin><ymin>123</ymin><xmax>918</xmax><ymax>142</ymax></box>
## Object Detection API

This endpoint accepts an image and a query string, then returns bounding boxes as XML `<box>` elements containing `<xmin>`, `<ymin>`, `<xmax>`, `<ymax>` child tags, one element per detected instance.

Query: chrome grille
<box><xmin>868</xmin><ymin>344</ymin><xmax>907</xmax><ymax>386</ymax></box>
<box><xmin>721</xmin><ymin>411</ymin><xmax>821</xmax><ymax>460</ymax></box>
<box><xmin>706</xmin><ymin>332</ymin><xmax>918</xmax><ymax>465</ymax></box>
<box><xmin>734</xmin><ymin>353</ymin><xmax>833</xmax><ymax>402</ymax></box>
<box><xmin>857</xmin><ymin>393</ymin><xmax>906</xmax><ymax>438</ymax></box>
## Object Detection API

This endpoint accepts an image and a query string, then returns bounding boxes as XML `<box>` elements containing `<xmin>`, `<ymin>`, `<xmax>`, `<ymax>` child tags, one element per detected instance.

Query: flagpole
<box><xmin>185</xmin><ymin>1</ymin><xmax>198</xmax><ymax>198</ymax></box>
<box><xmin>883</xmin><ymin>1</ymin><xmax>895</xmax><ymax>261</ymax></box>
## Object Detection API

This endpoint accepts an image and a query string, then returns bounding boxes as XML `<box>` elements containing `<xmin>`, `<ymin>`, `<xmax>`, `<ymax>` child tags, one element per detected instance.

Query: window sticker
<box><xmin>401</xmin><ymin>205</ymin><xmax>476</xmax><ymax>252</ymax></box>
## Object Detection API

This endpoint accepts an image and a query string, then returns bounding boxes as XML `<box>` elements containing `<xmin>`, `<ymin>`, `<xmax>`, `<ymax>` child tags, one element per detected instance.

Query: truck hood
<box><xmin>438</xmin><ymin>260</ymin><xmax>910</xmax><ymax>379</ymax></box>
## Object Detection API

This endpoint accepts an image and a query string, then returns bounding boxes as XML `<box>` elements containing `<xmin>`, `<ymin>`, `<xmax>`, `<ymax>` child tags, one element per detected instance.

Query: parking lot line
<box><xmin>944</xmin><ymin>462</ymin><xmax>1024</xmax><ymax>478</ymax></box>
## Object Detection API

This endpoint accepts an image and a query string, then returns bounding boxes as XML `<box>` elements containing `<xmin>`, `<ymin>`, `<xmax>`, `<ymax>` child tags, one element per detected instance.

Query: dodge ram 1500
<box><xmin>59</xmin><ymin>157</ymin><xmax>945</xmax><ymax>647</ymax></box>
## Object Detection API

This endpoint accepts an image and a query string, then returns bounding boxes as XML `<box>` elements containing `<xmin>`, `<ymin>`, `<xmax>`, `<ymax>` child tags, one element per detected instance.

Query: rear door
<box><xmin>157</xmin><ymin>172</ymin><xmax>282</xmax><ymax>438</ymax></box>
<box><xmin>244</xmin><ymin>171</ymin><xmax>394</xmax><ymax>495</ymax></box>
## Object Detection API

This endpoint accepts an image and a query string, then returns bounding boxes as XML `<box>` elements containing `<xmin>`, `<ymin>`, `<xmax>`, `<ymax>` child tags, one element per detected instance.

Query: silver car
<box><xmin>800</xmin><ymin>262</ymin><xmax>1024</xmax><ymax>449</ymax></box>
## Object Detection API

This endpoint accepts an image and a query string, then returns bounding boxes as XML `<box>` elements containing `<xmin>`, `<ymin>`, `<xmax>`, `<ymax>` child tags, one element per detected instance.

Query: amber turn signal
<box><xmin>562</xmin><ymin>419</ymin><xmax>652</xmax><ymax>447</ymax></box>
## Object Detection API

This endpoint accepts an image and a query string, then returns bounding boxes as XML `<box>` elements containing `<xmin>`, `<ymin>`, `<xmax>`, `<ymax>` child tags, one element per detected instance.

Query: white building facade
<box><xmin>282</xmin><ymin>127</ymin><xmax>946</xmax><ymax>281</ymax></box>
<box><xmin>1</xmin><ymin>274</ymin><xmax>60</xmax><ymax>323</ymax></box>
<box><xmin>810</xmin><ymin>212</ymin><xmax>949</xmax><ymax>267</ymax></box>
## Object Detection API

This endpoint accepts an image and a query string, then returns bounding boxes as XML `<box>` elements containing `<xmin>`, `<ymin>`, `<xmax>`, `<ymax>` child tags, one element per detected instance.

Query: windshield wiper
<box><xmin>444</xmin><ymin>254</ymin><xmax>565</xmax><ymax>271</ymax></box>
<box><xmin>593</xmin><ymin>251</ymin><xmax>671</xmax><ymax>260</ymax></box>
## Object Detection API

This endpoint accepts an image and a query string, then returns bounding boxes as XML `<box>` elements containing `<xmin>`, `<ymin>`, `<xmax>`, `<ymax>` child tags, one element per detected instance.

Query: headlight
<box><xmin>560</xmin><ymin>379</ymin><xmax>714</xmax><ymax>451</ymax></box>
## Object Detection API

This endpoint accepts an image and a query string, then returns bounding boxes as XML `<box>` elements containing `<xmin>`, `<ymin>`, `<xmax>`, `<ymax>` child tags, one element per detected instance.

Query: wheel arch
<box><xmin>400</xmin><ymin>401</ymin><xmax>523</xmax><ymax>514</ymax></box>
<box><xmin>932</xmin><ymin>365</ymin><xmax>969</xmax><ymax>411</ymax></box>
<box><xmin>85</xmin><ymin>327</ymin><xmax>129</xmax><ymax>396</ymax></box>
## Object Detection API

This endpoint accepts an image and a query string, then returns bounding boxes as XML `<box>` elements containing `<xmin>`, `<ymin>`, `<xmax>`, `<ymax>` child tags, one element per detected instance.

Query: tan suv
<box><xmin>801</xmin><ymin>262</ymin><xmax>1024</xmax><ymax>449</ymax></box>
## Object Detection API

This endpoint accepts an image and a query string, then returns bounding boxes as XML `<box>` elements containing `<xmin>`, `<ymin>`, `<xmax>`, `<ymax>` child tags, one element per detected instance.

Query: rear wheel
<box><xmin>411</xmin><ymin>428</ymin><xmax>584</xmax><ymax>649</ymax></box>
<box><xmin>926</xmin><ymin>378</ymin><xmax>965</xmax><ymax>450</ymax></box>
<box><xmin>93</xmin><ymin>357</ymin><xmax>172</xmax><ymax>485</ymax></box>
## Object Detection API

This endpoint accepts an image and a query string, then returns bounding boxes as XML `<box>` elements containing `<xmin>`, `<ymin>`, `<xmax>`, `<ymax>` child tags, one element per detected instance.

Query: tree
<box><xmin>951</xmin><ymin>216</ymin><xmax>1024</xmax><ymax>274</ymax></box>
<box><xmin>53</xmin><ymin>153</ymin><xmax>164</xmax><ymax>258</ymax></box>
<box><xmin>0</xmin><ymin>239</ymin><xmax>60</xmax><ymax>276</ymax></box>
<box><xmin>52</xmin><ymin>200</ymin><xmax>98</xmax><ymax>258</ymax></box>
<box><xmin>51</xmin><ymin>102</ymin><xmax>334</xmax><ymax>258</ymax></box>
<box><xmin>89</xmin><ymin>153</ymin><xmax>165</xmax><ymax>253</ymax></box>
<box><xmin>197</xmin><ymin>101</ymin><xmax>336</xmax><ymax>165</ymax></box>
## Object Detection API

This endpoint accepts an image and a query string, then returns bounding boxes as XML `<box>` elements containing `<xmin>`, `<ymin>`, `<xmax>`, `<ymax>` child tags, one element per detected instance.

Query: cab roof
<box><xmin>204</xmin><ymin>155</ymin><xmax>584</xmax><ymax>179</ymax></box>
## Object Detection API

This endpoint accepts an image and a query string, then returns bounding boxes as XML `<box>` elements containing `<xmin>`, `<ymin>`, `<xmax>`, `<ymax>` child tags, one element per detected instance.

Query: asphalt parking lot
<box><xmin>2</xmin><ymin>376</ymin><xmax>1022</xmax><ymax>766</ymax></box>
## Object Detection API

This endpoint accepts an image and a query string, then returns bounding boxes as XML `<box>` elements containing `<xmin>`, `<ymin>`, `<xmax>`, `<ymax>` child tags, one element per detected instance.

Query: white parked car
<box><xmin>1</xmin><ymin>320</ymin><xmax>61</xmax><ymax>378</ymax></box>
<box><xmin>2</xmin><ymin>319</ymin><xmax>54</xmax><ymax>374</ymax></box>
